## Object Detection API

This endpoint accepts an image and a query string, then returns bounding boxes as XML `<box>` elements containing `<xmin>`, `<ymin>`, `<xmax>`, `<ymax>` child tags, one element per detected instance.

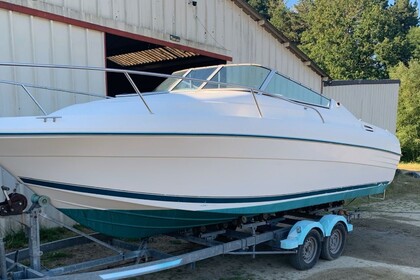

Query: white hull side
<box><xmin>0</xmin><ymin>134</ymin><xmax>398</xmax><ymax>211</ymax></box>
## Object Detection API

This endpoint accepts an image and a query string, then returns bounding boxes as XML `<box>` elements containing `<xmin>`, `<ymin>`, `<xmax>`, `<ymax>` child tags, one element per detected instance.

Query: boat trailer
<box><xmin>0</xmin><ymin>190</ymin><xmax>353</xmax><ymax>280</ymax></box>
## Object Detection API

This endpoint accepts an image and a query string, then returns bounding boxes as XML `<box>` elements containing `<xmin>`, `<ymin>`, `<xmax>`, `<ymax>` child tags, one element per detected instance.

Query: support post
<box><xmin>28</xmin><ymin>208</ymin><xmax>42</xmax><ymax>271</ymax></box>
<box><xmin>0</xmin><ymin>237</ymin><xmax>7</xmax><ymax>280</ymax></box>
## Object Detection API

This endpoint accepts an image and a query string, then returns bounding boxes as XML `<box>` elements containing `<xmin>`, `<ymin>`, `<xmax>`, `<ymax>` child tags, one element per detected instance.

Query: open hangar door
<box><xmin>105</xmin><ymin>33</ymin><xmax>226</xmax><ymax>97</ymax></box>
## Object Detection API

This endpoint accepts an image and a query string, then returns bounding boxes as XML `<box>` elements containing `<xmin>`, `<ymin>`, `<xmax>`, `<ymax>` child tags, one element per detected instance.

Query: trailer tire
<box><xmin>290</xmin><ymin>229</ymin><xmax>322</xmax><ymax>270</ymax></box>
<box><xmin>321</xmin><ymin>222</ymin><xmax>347</xmax><ymax>260</ymax></box>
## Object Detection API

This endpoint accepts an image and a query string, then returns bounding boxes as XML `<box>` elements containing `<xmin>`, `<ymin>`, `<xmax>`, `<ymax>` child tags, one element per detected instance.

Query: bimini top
<box><xmin>154</xmin><ymin>64</ymin><xmax>330</xmax><ymax>108</ymax></box>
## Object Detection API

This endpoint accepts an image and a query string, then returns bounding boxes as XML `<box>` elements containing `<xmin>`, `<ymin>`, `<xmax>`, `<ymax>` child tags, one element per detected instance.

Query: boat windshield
<box><xmin>154</xmin><ymin>70</ymin><xmax>187</xmax><ymax>92</ymax></box>
<box><xmin>172</xmin><ymin>66</ymin><xmax>218</xmax><ymax>91</ymax></box>
<box><xmin>153</xmin><ymin>64</ymin><xmax>330</xmax><ymax>107</ymax></box>
<box><xmin>264</xmin><ymin>73</ymin><xmax>330</xmax><ymax>107</ymax></box>
<box><xmin>203</xmin><ymin>65</ymin><xmax>270</xmax><ymax>90</ymax></box>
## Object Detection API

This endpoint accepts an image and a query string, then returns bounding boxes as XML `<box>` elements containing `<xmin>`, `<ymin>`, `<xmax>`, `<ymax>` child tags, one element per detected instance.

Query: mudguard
<box><xmin>319</xmin><ymin>214</ymin><xmax>353</xmax><ymax>236</ymax></box>
<box><xmin>280</xmin><ymin>220</ymin><xmax>324</xmax><ymax>250</ymax></box>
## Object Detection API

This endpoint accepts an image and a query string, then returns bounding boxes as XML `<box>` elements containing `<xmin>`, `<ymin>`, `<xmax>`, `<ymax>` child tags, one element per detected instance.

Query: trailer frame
<box><xmin>0</xmin><ymin>196</ymin><xmax>353</xmax><ymax>280</ymax></box>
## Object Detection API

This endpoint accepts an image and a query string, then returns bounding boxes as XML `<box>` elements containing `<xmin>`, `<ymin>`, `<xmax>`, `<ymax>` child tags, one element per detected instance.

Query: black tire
<box><xmin>320</xmin><ymin>222</ymin><xmax>347</xmax><ymax>260</ymax></box>
<box><xmin>290</xmin><ymin>229</ymin><xmax>322</xmax><ymax>270</ymax></box>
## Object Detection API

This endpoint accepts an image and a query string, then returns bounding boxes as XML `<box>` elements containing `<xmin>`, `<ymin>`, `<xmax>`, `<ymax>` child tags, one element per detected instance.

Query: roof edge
<box><xmin>324</xmin><ymin>80</ymin><xmax>401</xmax><ymax>86</ymax></box>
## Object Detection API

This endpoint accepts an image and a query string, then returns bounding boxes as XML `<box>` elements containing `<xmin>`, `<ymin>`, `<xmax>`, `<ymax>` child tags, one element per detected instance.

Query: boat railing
<box><xmin>0</xmin><ymin>62</ymin><xmax>324</xmax><ymax>123</ymax></box>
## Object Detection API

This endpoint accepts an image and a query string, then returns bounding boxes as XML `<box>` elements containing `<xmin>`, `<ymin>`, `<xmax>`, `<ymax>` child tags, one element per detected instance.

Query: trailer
<box><xmin>0</xmin><ymin>191</ymin><xmax>353</xmax><ymax>280</ymax></box>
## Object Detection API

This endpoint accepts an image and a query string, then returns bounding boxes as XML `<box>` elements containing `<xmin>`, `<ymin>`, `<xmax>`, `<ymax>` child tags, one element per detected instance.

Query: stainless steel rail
<box><xmin>0</xmin><ymin>62</ymin><xmax>325</xmax><ymax>122</ymax></box>
<box><xmin>262</xmin><ymin>92</ymin><xmax>325</xmax><ymax>123</ymax></box>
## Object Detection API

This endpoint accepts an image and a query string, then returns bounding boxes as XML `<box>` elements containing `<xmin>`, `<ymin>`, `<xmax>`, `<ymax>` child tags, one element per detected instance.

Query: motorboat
<box><xmin>0</xmin><ymin>63</ymin><xmax>400</xmax><ymax>238</ymax></box>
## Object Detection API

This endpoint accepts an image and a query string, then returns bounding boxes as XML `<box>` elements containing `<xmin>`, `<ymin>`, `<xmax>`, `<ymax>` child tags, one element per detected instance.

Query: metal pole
<box><xmin>123</xmin><ymin>72</ymin><xmax>153</xmax><ymax>114</ymax></box>
<box><xmin>28</xmin><ymin>208</ymin><xmax>42</xmax><ymax>271</ymax></box>
<box><xmin>250</xmin><ymin>89</ymin><xmax>263</xmax><ymax>118</ymax></box>
<box><xmin>0</xmin><ymin>237</ymin><xmax>7</xmax><ymax>280</ymax></box>
<box><xmin>20</xmin><ymin>84</ymin><xmax>48</xmax><ymax>116</ymax></box>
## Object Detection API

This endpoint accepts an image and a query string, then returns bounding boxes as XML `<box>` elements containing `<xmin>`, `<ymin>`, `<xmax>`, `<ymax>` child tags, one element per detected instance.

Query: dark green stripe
<box><xmin>21</xmin><ymin>177</ymin><xmax>389</xmax><ymax>204</ymax></box>
<box><xmin>0</xmin><ymin>132</ymin><xmax>400</xmax><ymax>156</ymax></box>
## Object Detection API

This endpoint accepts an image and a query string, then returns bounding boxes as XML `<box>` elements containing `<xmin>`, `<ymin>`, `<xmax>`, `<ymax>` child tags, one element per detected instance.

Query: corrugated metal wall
<box><xmin>0</xmin><ymin>9</ymin><xmax>105</xmax><ymax>230</ymax></box>
<box><xmin>0</xmin><ymin>9</ymin><xmax>105</xmax><ymax>117</ymax></box>
<box><xmin>323</xmin><ymin>82</ymin><xmax>399</xmax><ymax>133</ymax></box>
<box><xmin>4</xmin><ymin>0</ymin><xmax>322</xmax><ymax>92</ymax></box>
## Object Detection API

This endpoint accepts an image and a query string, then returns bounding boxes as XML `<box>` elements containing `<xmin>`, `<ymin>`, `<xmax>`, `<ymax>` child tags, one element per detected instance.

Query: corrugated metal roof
<box><xmin>107</xmin><ymin>46</ymin><xmax>199</xmax><ymax>67</ymax></box>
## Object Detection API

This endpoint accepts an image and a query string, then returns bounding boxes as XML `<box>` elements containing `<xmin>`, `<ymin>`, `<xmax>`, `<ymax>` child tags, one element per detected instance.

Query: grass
<box><xmin>346</xmin><ymin>172</ymin><xmax>420</xmax><ymax>209</ymax></box>
<box><xmin>41</xmin><ymin>251</ymin><xmax>73</xmax><ymax>262</ymax></box>
<box><xmin>398</xmin><ymin>162</ymin><xmax>420</xmax><ymax>171</ymax></box>
<box><xmin>4</xmin><ymin>226</ymin><xmax>78</xmax><ymax>250</ymax></box>
<box><xmin>386</xmin><ymin>171</ymin><xmax>420</xmax><ymax>199</ymax></box>
<box><xmin>4</xmin><ymin>230</ymin><xmax>27</xmax><ymax>250</ymax></box>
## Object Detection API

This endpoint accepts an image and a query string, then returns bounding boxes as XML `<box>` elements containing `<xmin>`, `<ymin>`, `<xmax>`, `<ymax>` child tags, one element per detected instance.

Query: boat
<box><xmin>0</xmin><ymin>63</ymin><xmax>400</xmax><ymax>238</ymax></box>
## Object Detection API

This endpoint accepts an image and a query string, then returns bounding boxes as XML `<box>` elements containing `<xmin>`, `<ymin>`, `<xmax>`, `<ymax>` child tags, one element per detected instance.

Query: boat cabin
<box><xmin>154</xmin><ymin>64</ymin><xmax>330</xmax><ymax>108</ymax></box>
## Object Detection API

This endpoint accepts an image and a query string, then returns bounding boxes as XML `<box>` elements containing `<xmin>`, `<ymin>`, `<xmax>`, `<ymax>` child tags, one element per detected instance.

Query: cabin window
<box><xmin>264</xmin><ymin>73</ymin><xmax>330</xmax><ymax>107</ymax></box>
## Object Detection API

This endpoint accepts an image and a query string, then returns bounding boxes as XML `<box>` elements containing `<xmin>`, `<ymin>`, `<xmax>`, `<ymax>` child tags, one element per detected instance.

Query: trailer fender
<box><xmin>319</xmin><ymin>214</ymin><xmax>353</xmax><ymax>236</ymax></box>
<box><xmin>280</xmin><ymin>220</ymin><xmax>324</xmax><ymax>250</ymax></box>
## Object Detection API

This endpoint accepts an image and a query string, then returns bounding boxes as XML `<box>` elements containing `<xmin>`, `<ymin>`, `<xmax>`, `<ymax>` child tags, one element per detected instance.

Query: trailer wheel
<box><xmin>290</xmin><ymin>229</ymin><xmax>322</xmax><ymax>270</ymax></box>
<box><xmin>321</xmin><ymin>222</ymin><xmax>347</xmax><ymax>260</ymax></box>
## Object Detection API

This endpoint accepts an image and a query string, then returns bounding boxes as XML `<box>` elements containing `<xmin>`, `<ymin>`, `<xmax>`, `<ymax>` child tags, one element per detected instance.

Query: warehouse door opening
<box><xmin>105</xmin><ymin>33</ymin><xmax>226</xmax><ymax>96</ymax></box>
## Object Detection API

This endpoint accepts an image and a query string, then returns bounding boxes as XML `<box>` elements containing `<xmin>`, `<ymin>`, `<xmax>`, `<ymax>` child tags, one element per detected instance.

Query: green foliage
<box><xmin>245</xmin><ymin>0</ymin><xmax>270</xmax><ymax>19</ymax></box>
<box><xmin>376</xmin><ymin>0</ymin><xmax>418</xmax><ymax>67</ymax></box>
<box><xmin>269</xmin><ymin>0</ymin><xmax>307</xmax><ymax>44</ymax></box>
<box><xmin>297</xmin><ymin>0</ymin><xmax>418</xmax><ymax>79</ymax></box>
<box><xmin>247</xmin><ymin>0</ymin><xmax>418</xmax><ymax>80</ymax></box>
<box><xmin>408</xmin><ymin>27</ymin><xmax>420</xmax><ymax>60</ymax></box>
<box><xmin>390</xmin><ymin>60</ymin><xmax>420</xmax><ymax>162</ymax></box>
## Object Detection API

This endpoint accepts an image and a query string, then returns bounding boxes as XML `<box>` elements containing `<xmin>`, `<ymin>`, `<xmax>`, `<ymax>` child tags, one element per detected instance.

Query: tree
<box><xmin>264</xmin><ymin>0</ymin><xmax>419</xmax><ymax>80</ymax></box>
<box><xmin>269</xmin><ymin>0</ymin><xmax>308</xmax><ymax>44</ymax></box>
<box><xmin>390</xmin><ymin>60</ymin><xmax>420</xmax><ymax>162</ymax></box>
<box><xmin>245</xmin><ymin>0</ymin><xmax>270</xmax><ymax>19</ymax></box>
<box><xmin>298</xmin><ymin>0</ymin><xmax>399</xmax><ymax>79</ymax></box>
<box><xmin>407</xmin><ymin>27</ymin><xmax>420</xmax><ymax>60</ymax></box>
<box><xmin>376</xmin><ymin>0</ymin><xmax>418</xmax><ymax>67</ymax></box>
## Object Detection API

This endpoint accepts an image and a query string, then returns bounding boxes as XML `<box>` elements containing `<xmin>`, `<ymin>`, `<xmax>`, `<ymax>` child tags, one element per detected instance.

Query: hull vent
<box><xmin>364</xmin><ymin>125</ymin><xmax>374</xmax><ymax>132</ymax></box>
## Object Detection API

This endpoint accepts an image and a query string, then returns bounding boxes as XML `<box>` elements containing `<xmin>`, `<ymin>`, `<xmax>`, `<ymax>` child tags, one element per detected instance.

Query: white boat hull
<box><xmin>0</xmin><ymin>133</ymin><xmax>398</xmax><ymax>212</ymax></box>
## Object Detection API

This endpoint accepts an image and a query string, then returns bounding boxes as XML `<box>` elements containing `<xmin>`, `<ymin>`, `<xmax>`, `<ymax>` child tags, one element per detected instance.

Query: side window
<box><xmin>265</xmin><ymin>73</ymin><xmax>330</xmax><ymax>107</ymax></box>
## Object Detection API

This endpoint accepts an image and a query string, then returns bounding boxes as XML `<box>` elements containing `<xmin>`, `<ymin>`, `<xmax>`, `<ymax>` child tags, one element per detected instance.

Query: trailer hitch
<box><xmin>0</xmin><ymin>186</ymin><xmax>28</xmax><ymax>216</ymax></box>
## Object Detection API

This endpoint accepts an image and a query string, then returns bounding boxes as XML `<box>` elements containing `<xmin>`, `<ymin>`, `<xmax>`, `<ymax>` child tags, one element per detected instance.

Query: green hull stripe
<box><xmin>58</xmin><ymin>182</ymin><xmax>388</xmax><ymax>238</ymax></box>
<box><xmin>21</xmin><ymin>177</ymin><xmax>390</xmax><ymax>204</ymax></box>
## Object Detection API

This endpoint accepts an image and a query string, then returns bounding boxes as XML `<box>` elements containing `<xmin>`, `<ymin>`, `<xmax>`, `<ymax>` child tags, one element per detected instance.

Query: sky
<box><xmin>285</xmin><ymin>0</ymin><xmax>420</xmax><ymax>8</ymax></box>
